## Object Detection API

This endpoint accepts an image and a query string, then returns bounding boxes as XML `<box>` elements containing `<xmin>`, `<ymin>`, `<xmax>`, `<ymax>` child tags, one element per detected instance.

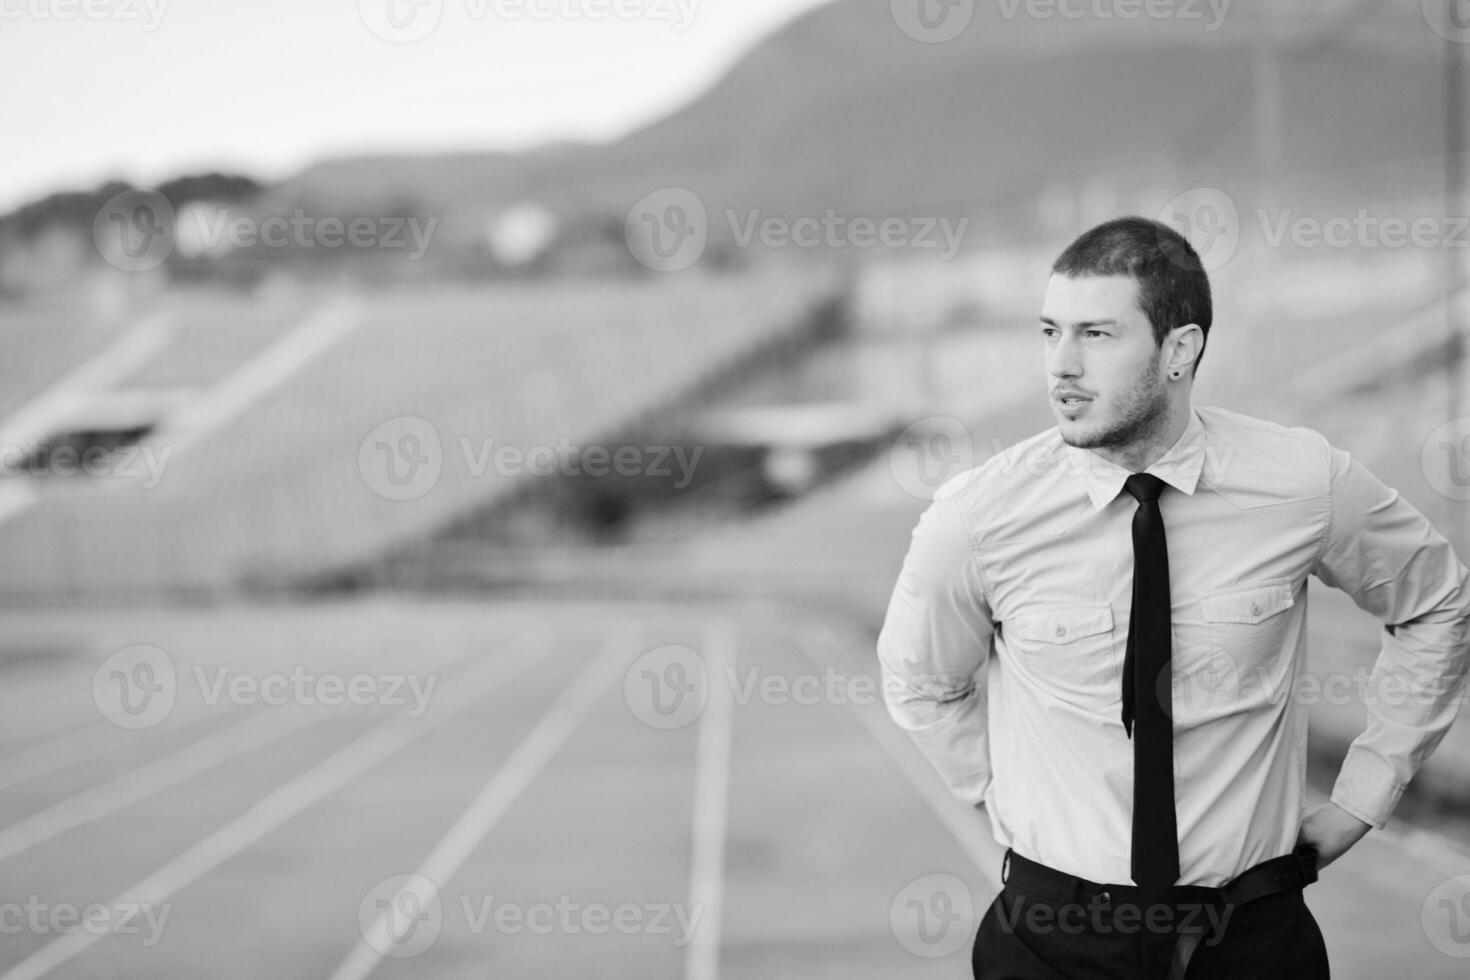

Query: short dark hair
<box><xmin>1051</xmin><ymin>216</ymin><xmax>1212</xmax><ymax>375</ymax></box>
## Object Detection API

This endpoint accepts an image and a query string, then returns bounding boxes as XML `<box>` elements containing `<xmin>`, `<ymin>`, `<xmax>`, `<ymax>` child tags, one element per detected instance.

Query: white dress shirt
<box><xmin>877</xmin><ymin>404</ymin><xmax>1470</xmax><ymax>886</ymax></box>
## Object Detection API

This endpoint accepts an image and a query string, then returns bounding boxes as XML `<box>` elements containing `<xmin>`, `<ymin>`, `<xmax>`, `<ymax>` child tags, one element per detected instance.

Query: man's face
<box><xmin>1038</xmin><ymin>273</ymin><xmax>1169</xmax><ymax>451</ymax></box>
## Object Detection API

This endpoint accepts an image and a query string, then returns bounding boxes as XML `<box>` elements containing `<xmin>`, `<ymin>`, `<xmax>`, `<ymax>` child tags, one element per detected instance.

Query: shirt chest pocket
<box><xmin>1198</xmin><ymin>580</ymin><xmax>1296</xmax><ymax>700</ymax></box>
<box><xmin>1006</xmin><ymin>603</ymin><xmax>1120</xmax><ymax>709</ymax></box>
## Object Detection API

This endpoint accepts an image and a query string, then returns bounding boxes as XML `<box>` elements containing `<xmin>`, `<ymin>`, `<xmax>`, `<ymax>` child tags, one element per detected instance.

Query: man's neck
<box><xmin>1091</xmin><ymin>398</ymin><xmax>1193</xmax><ymax>474</ymax></box>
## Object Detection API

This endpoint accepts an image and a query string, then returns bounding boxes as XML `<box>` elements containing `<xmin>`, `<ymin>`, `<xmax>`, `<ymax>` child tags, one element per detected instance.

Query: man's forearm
<box><xmin>879</xmin><ymin>662</ymin><xmax>992</xmax><ymax>805</ymax></box>
<box><xmin>1327</xmin><ymin>607</ymin><xmax>1470</xmax><ymax>828</ymax></box>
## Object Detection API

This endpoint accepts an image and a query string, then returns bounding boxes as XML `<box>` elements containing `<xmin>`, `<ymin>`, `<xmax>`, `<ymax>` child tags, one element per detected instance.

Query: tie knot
<box><xmin>1124</xmin><ymin>472</ymin><xmax>1166</xmax><ymax>503</ymax></box>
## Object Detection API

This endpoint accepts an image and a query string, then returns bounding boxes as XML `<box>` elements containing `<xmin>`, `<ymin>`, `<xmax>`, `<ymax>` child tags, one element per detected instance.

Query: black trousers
<box><xmin>971</xmin><ymin>859</ymin><xmax>1330</xmax><ymax>979</ymax></box>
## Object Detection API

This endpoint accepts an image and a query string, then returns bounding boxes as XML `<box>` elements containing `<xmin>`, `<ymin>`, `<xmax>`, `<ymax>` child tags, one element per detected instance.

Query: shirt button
<box><xmin>1055</xmin><ymin>625</ymin><xmax>1066</xmax><ymax>637</ymax></box>
<box><xmin>1250</xmin><ymin>602</ymin><xmax>1262</xmax><ymax>616</ymax></box>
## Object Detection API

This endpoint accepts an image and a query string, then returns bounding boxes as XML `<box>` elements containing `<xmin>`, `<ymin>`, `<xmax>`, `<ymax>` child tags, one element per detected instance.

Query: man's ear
<box><xmin>1167</xmin><ymin>324</ymin><xmax>1204</xmax><ymax>376</ymax></box>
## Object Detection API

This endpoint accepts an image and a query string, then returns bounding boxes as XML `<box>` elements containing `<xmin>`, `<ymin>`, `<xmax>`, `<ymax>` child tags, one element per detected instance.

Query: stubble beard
<box><xmin>1060</xmin><ymin>361</ymin><xmax>1170</xmax><ymax>452</ymax></box>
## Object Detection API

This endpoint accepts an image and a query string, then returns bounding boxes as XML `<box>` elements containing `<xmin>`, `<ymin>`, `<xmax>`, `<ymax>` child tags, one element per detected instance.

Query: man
<box><xmin>876</xmin><ymin>216</ymin><xmax>1470</xmax><ymax>979</ymax></box>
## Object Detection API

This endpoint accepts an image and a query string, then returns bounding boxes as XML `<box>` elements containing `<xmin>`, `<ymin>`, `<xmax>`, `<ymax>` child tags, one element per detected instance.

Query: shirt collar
<box><xmin>1063</xmin><ymin>406</ymin><xmax>1208</xmax><ymax>512</ymax></box>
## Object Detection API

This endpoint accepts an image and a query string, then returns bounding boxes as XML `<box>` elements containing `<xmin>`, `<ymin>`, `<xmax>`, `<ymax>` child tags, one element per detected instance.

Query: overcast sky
<box><xmin>0</xmin><ymin>0</ymin><xmax>836</xmax><ymax>210</ymax></box>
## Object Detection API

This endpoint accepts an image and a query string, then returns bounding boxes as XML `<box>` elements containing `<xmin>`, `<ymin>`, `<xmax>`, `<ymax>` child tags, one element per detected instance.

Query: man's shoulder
<box><xmin>1194</xmin><ymin>404</ymin><xmax>1335</xmax><ymax>493</ymax></box>
<box><xmin>1197</xmin><ymin>404</ymin><xmax>1326</xmax><ymax>444</ymax></box>
<box><xmin>928</xmin><ymin>406</ymin><xmax>1338</xmax><ymax>503</ymax></box>
<box><xmin>931</xmin><ymin>424</ymin><xmax>1066</xmax><ymax>504</ymax></box>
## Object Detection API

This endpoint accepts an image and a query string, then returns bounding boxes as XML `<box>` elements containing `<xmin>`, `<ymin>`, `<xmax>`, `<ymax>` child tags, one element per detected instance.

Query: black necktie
<box><xmin>1121</xmin><ymin>472</ymin><xmax>1180</xmax><ymax>893</ymax></box>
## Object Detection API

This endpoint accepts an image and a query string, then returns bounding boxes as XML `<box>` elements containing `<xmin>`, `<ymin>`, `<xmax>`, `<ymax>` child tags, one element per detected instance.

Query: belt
<box><xmin>999</xmin><ymin>845</ymin><xmax>1319</xmax><ymax>979</ymax></box>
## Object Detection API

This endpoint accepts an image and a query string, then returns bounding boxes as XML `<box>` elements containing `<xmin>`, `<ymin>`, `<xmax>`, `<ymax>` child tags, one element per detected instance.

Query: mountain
<box><xmin>276</xmin><ymin>0</ymin><xmax>1455</xmax><ymax>236</ymax></box>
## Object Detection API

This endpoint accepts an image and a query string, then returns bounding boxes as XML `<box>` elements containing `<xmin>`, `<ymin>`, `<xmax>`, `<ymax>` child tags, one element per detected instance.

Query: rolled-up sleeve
<box><xmin>876</xmin><ymin>487</ymin><xmax>996</xmax><ymax>805</ymax></box>
<box><xmin>1312</xmin><ymin>444</ymin><xmax>1470</xmax><ymax>828</ymax></box>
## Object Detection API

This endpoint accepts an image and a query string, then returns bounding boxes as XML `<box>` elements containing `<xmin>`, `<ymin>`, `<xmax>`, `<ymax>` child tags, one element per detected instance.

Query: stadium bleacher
<box><xmin>0</xmin><ymin>271</ymin><xmax>833</xmax><ymax>599</ymax></box>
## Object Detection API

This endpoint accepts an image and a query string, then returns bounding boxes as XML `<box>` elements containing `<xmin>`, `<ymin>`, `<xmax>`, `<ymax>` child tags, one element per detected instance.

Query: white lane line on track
<box><xmin>0</xmin><ymin>621</ymin><xmax>485</xmax><ymax>843</ymax></box>
<box><xmin>0</xmin><ymin>619</ymin><xmax>455</xmax><ymax>792</ymax></box>
<box><xmin>0</xmin><ymin>699</ymin><xmax>303</xmax><ymax>795</ymax></box>
<box><xmin>0</xmin><ymin>723</ymin><xmax>143</xmax><ymax>794</ymax></box>
<box><xmin>800</xmin><ymin>621</ymin><xmax>1002</xmax><ymax>890</ymax></box>
<box><xmin>684</xmin><ymin>621</ymin><xmax>735</xmax><ymax>980</ymax></box>
<box><xmin>328</xmin><ymin>628</ymin><xmax>635</xmax><ymax>980</ymax></box>
<box><xmin>0</xmin><ymin>628</ymin><xmax>550</xmax><ymax>980</ymax></box>
<box><xmin>0</xmin><ymin>705</ymin><xmax>339</xmax><ymax>861</ymax></box>
<box><xmin>0</xmin><ymin>612</ymin><xmax>477</xmax><ymax>794</ymax></box>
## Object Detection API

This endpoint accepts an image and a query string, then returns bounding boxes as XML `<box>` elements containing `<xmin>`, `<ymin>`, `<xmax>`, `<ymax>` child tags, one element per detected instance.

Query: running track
<box><xmin>0</xmin><ymin>598</ymin><xmax>1465</xmax><ymax>978</ymax></box>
